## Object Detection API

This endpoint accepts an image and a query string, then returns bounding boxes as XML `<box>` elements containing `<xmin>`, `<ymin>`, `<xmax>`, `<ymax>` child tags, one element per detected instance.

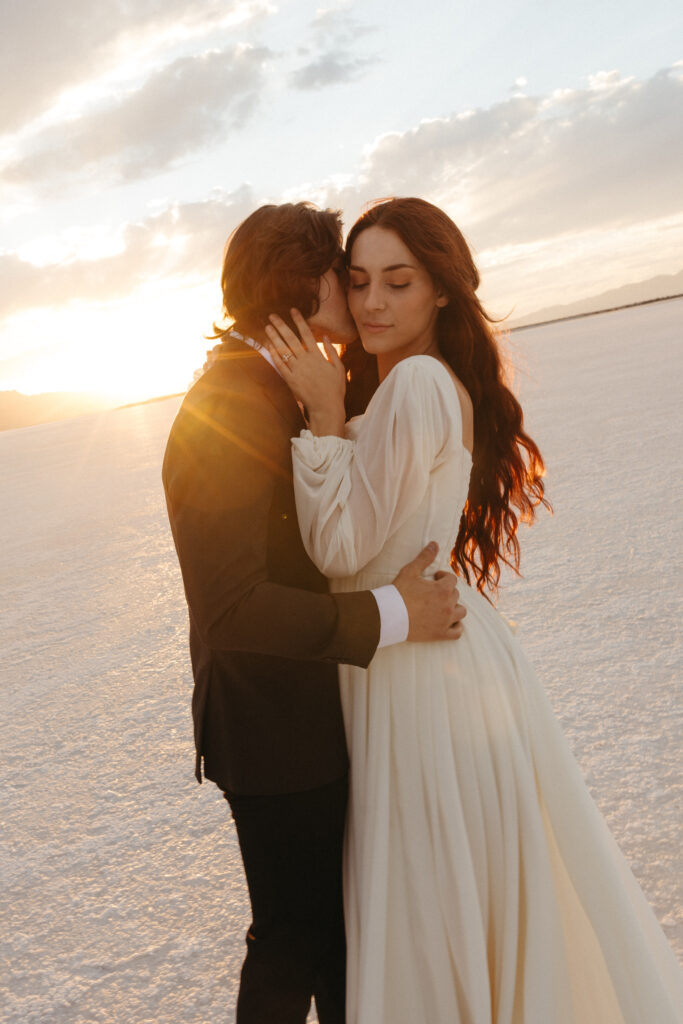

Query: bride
<box><xmin>265</xmin><ymin>197</ymin><xmax>682</xmax><ymax>1023</ymax></box>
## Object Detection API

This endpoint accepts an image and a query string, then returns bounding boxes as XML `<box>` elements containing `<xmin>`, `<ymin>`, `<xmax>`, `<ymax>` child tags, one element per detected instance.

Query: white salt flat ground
<box><xmin>1</xmin><ymin>299</ymin><xmax>681</xmax><ymax>1023</ymax></box>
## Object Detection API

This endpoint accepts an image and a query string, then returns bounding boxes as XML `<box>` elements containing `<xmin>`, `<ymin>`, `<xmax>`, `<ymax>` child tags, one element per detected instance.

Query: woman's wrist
<box><xmin>307</xmin><ymin>405</ymin><xmax>346</xmax><ymax>438</ymax></box>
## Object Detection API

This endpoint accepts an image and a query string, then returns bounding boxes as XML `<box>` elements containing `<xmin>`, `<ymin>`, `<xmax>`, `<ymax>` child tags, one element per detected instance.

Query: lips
<box><xmin>363</xmin><ymin>322</ymin><xmax>392</xmax><ymax>332</ymax></box>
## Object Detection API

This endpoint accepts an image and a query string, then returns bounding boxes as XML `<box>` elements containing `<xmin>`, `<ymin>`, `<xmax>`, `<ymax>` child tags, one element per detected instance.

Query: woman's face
<box><xmin>347</xmin><ymin>226</ymin><xmax>447</xmax><ymax>362</ymax></box>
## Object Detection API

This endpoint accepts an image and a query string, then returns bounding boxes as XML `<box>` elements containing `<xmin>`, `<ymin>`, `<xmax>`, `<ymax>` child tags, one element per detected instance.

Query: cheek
<box><xmin>347</xmin><ymin>291</ymin><xmax>362</xmax><ymax>319</ymax></box>
<box><xmin>338</xmin><ymin>287</ymin><xmax>352</xmax><ymax>313</ymax></box>
<box><xmin>409</xmin><ymin>292</ymin><xmax>438</xmax><ymax>324</ymax></box>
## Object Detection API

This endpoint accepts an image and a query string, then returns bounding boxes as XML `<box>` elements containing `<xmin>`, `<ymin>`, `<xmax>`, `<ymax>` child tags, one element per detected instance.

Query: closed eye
<box><xmin>349</xmin><ymin>281</ymin><xmax>410</xmax><ymax>290</ymax></box>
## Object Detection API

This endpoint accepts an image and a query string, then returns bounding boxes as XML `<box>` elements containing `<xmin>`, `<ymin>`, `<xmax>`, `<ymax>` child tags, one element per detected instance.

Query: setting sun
<box><xmin>3</xmin><ymin>280</ymin><xmax>218</xmax><ymax>403</ymax></box>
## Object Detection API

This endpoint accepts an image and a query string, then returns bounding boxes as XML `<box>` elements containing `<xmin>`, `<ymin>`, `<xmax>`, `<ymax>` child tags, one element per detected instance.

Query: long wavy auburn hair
<box><xmin>343</xmin><ymin>197</ymin><xmax>551</xmax><ymax>595</ymax></box>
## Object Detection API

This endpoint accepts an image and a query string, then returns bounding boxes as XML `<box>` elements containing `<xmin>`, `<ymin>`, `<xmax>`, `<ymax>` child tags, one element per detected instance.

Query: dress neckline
<box><xmin>351</xmin><ymin>355</ymin><xmax>475</xmax><ymax>461</ymax></box>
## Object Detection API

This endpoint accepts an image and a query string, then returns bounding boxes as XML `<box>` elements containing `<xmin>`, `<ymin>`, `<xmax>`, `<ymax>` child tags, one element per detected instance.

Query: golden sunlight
<box><xmin>2</xmin><ymin>280</ymin><xmax>217</xmax><ymax>403</ymax></box>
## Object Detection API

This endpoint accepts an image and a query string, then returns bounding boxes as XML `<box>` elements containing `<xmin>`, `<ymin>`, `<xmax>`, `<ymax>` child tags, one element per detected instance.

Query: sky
<box><xmin>1</xmin><ymin>0</ymin><xmax>681</xmax><ymax>402</ymax></box>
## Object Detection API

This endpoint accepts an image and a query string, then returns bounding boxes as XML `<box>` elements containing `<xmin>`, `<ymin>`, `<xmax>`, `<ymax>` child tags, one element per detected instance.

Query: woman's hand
<box><xmin>265</xmin><ymin>309</ymin><xmax>347</xmax><ymax>437</ymax></box>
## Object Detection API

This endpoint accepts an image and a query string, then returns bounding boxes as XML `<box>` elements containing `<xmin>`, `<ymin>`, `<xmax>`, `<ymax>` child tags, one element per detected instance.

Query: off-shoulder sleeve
<box><xmin>291</xmin><ymin>356</ymin><xmax>461</xmax><ymax>577</ymax></box>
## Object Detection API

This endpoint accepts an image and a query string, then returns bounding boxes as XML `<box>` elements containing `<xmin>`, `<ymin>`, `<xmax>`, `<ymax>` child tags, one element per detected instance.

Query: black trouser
<box><xmin>224</xmin><ymin>775</ymin><xmax>348</xmax><ymax>1024</ymax></box>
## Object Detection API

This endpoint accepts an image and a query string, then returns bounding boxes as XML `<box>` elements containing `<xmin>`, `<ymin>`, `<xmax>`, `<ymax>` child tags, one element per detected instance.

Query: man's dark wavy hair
<box><xmin>213</xmin><ymin>202</ymin><xmax>344</xmax><ymax>340</ymax></box>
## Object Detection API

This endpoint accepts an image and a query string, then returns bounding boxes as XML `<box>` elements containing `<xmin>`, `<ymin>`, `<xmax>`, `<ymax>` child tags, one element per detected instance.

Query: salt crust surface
<box><xmin>1</xmin><ymin>300</ymin><xmax>681</xmax><ymax>1022</ymax></box>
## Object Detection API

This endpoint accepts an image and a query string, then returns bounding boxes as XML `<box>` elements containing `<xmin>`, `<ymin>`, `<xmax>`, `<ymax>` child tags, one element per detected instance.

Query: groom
<box><xmin>162</xmin><ymin>202</ymin><xmax>466</xmax><ymax>1023</ymax></box>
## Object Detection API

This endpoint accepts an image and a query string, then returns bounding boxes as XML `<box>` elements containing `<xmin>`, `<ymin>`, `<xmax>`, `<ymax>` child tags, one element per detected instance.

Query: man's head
<box><xmin>219</xmin><ymin>202</ymin><xmax>356</xmax><ymax>344</ymax></box>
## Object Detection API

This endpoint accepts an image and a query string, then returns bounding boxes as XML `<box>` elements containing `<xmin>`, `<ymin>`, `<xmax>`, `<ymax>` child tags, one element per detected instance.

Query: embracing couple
<box><xmin>163</xmin><ymin>199</ymin><xmax>682</xmax><ymax>1023</ymax></box>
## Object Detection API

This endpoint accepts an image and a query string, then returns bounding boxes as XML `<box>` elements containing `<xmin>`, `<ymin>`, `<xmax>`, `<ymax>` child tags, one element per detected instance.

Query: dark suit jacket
<box><xmin>162</xmin><ymin>337</ymin><xmax>380</xmax><ymax>795</ymax></box>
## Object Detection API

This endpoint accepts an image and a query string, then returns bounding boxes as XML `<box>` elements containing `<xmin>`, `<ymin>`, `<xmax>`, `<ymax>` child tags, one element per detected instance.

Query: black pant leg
<box><xmin>225</xmin><ymin>776</ymin><xmax>348</xmax><ymax>1024</ymax></box>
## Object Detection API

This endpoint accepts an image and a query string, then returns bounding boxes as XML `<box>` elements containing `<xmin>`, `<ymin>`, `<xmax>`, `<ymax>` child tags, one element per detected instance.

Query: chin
<box><xmin>359</xmin><ymin>334</ymin><xmax>387</xmax><ymax>354</ymax></box>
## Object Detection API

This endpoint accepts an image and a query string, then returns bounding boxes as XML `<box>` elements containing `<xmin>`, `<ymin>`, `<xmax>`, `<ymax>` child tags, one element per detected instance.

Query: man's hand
<box><xmin>393</xmin><ymin>542</ymin><xmax>467</xmax><ymax>642</ymax></box>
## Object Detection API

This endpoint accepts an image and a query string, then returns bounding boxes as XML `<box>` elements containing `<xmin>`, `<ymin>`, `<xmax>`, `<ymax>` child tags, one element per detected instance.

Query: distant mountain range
<box><xmin>508</xmin><ymin>268</ymin><xmax>683</xmax><ymax>329</ymax></box>
<box><xmin>0</xmin><ymin>389</ymin><xmax>187</xmax><ymax>432</ymax></box>
<box><xmin>0</xmin><ymin>391</ymin><xmax>122</xmax><ymax>432</ymax></box>
<box><xmin>1</xmin><ymin>270</ymin><xmax>681</xmax><ymax>431</ymax></box>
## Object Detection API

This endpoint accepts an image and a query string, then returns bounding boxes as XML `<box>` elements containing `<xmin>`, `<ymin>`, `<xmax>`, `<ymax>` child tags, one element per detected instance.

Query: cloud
<box><xmin>310</xmin><ymin>5</ymin><xmax>375</xmax><ymax>46</ymax></box>
<box><xmin>2</xmin><ymin>65</ymin><xmax>682</xmax><ymax>328</ymax></box>
<box><xmin>2</xmin><ymin>45</ymin><xmax>271</xmax><ymax>188</ymax></box>
<box><xmin>281</xmin><ymin>64</ymin><xmax>683</xmax><ymax>315</ymax></box>
<box><xmin>0</xmin><ymin>187</ymin><xmax>255</xmax><ymax>322</ymax></box>
<box><xmin>289</xmin><ymin>51</ymin><xmax>374</xmax><ymax>89</ymax></box>
<box><xmin>0</xmin><ymin>0</ymin><xmax>254</xmax><ymax>136</ymax></box>
<box><xmin>289</xmin><ymin>5</ymin><xmax>376</xmax><ymax>90</ymax></box>
<box><xmin>316</xmin><ymin>65</ymin><xmax>683</xmax><ymax>250</ymax></box>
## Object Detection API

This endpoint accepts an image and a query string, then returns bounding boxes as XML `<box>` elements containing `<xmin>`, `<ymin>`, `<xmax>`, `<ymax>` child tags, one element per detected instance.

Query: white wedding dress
<box><xmin>291</xmin><ymin>355</ymin><xmax>682</xmax><ymax>1023</ymax></box>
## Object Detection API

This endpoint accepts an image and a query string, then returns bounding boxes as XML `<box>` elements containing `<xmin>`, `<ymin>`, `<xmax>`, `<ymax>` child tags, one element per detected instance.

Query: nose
<box><xmin>364</xmin><ymin>279</ymin><xmax>385</xmax><ymax>312</ymax></box>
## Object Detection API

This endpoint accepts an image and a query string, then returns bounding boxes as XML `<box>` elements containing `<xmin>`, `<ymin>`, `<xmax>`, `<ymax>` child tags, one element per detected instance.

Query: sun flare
<box><xmin>2</xmin><ymin>281</ymin><xmax>217</xmax><ymax>403</ymax></box>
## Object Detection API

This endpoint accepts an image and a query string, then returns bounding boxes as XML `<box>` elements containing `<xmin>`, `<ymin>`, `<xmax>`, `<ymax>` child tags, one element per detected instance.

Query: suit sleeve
<box><xmin>162</xmin><ymin>377</ymin><xmax>380</xmax><ymax>667</ymax></box>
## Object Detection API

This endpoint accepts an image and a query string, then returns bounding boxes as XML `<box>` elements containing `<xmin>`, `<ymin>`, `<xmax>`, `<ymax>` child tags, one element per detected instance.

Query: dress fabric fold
<box><xmin>291</xmin><ymin>355</ymin><xmax>683</xmax><ymax>1024</ymax></box>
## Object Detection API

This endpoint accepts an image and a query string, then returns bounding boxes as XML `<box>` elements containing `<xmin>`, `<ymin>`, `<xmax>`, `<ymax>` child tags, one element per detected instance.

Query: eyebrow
<box><xmin>349</xmin><ymin>262</ymin><xmax>416</xmax><ymax>272</ymax></box>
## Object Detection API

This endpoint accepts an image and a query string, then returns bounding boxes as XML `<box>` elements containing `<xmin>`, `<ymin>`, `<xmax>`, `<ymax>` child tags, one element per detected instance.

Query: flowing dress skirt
<box><xmin>338</xmin><ymin>578</ymin><xmax>683</xmax><ymax>1024</ymax></box>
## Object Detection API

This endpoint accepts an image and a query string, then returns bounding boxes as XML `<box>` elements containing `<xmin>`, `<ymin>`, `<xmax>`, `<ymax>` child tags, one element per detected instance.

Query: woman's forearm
<box><xmin>306</xmin><ymin>404</ymin><xmax>346</xmax><ymax>438</ymax></box>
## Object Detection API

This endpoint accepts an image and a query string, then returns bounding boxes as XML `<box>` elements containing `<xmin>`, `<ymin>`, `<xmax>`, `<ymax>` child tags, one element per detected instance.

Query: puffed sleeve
<box><xmin>291</xmin><ymin>355</ymin><xmax>461</xmax><ymax>577</ymax></box>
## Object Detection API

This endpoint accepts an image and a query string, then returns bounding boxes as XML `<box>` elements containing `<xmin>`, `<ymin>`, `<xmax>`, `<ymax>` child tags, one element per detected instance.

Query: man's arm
<box><xmin>163</xmin><ymin>385</ymin><xmax>381</xmax><ymax>667</ymax></box>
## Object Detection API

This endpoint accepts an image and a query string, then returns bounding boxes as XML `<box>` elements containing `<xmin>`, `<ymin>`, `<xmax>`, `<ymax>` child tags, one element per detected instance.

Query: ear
<box><xmin>435</xmin><ymin>292</ymin><xmax>449</xmax><ymax>309</ymax></box>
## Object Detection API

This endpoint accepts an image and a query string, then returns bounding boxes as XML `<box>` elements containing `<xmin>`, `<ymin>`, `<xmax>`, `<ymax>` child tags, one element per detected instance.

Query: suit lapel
<box><xmin>225</xmin><ymin>337</ymin><xmax>305</xmax><ymax>434</ymax></box>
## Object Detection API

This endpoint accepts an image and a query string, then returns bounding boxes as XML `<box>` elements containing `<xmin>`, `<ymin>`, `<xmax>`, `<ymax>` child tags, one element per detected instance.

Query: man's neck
<box><xmin>233</xmin><ymin>330</ymin><xmax>282</xmax><ymax>378</ymax></box>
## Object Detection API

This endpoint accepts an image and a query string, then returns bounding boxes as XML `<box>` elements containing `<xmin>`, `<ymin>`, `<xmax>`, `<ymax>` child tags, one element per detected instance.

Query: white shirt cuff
<box><xmin>371</xmin><ymin>584</ymin><xmax>410</xmax><ymax>648</ymax></box>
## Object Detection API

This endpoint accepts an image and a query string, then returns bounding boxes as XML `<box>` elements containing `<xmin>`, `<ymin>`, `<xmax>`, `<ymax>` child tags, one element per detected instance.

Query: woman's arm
<box><xmin>290</xmin><ymin>357</ymin><xmax>461</xmax><ymax>577</ymax></box>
